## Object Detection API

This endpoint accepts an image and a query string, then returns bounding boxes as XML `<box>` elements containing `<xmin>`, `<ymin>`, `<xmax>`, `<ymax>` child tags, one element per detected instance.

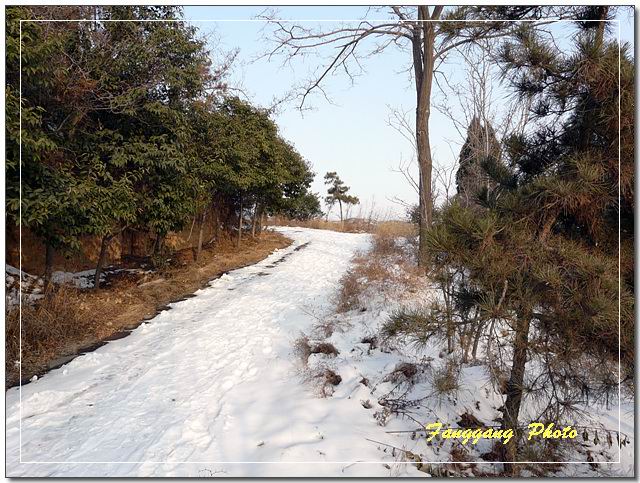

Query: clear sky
<box><xmin>183</xmin><ymin>6</ymin><xmax>634</xmax><ymax>220</ymax></box>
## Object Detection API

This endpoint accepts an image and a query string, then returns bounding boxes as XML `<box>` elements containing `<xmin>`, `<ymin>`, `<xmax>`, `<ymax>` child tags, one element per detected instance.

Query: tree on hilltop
<box><xmin>324</xmin><ymin>172</ymin><xmax>359</xmax><ymax>222</ymax></box>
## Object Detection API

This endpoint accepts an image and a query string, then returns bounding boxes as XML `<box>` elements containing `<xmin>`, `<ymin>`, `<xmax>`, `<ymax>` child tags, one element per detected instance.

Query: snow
<box><xmin>51</xmin><ymin>267</ymin><xmax>150</xmax><ymax>289</ymax></box>
<box><xmin>301</xmin><ymin>236</ymin><xmax>634</xmax><ymax>477</ymax></box>
<box><xmin>6</xmin><ymin>227</ymin><xmax>633</xmax><ymax>477</ymax></box>
<box><xmin>5</xmin><ymin>265</ymin><xmax>45</xmax><ymax>307</ymax></box>
<box><xmin>6</xmin><ymin>227</ymin><xmax>422</xmax><ymax>477</ymax></box>
<box><xmin>5</xmin><ymin>265</ymin><xmax>152</xmax><ymax>307</ymax></box>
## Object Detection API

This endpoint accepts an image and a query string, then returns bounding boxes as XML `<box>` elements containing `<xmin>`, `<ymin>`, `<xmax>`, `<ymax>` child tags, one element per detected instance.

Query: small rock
<box><xmin>257</xmin><ymin>440</ymin><xmax>265</xmax><ymax>447</ymax></box>
<box><xmin>30</xmin><ymin>375</ymin><xmax>38</xmax><ymax>382</ymax></box>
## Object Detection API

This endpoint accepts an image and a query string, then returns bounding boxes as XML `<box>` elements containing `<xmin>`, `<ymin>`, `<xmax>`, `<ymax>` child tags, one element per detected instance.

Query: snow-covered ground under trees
<box><xmin>5</xmin><ymin>227</ymin><xmax>634</xmax><ymax>477</ymax></box>
<box><xmin>6</xmin><ymin>227</ymin><xmax>419</xmax><ymax>477</ymax></box>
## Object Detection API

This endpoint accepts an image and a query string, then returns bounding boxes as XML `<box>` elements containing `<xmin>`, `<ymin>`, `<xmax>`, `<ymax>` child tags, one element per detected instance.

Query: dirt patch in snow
<box><xmin>6</xmin><ymin>231</ymin><xmax>291</xmax><ymax>388</ymax></box>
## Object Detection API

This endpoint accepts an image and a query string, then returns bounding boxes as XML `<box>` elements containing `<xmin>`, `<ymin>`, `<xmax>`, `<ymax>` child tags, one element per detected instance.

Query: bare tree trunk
<box><xmin>153</xmin><ymin>233</ymin><xmax>165</xmax><ymax>257</ymax></box>
<box><xmin>237</xmin><ymin>195</ymin><xmax>243</xmax><ymax>248</ymax></box>
<box><xmin>501</xmin><ymin>313</ymin><xmax>532</xmax><ymax>476</ymax></box>
<box><xmin>258</xmin><ymin>206</ymin><xmax>265</xmax><ymax>235</ymax></box>
<box><xmin>195</xmin><ymin>208</ymin><xmax>207</xmax><ymax>261</ymax></box>
<box><xmin>441</xmin><ymin>275</ymin><xmax>455</xmax><ymax>353</ymax></box>
<box><xmin>94</xmin><ymin>234</ymin><xmax>112</xmax><ymax>290</ymax></box>
<box><xmin>251</xmin><ymin>202</ymin><xmax>258</xmax><ymax>238</ymax></box>
<box><xmin>338</xmin><ymin>200</ymin><xmax>343</xmax><ymax>223</ymax></box>
<box><xmin>471</xmin><ymin>315</ymin><xmax>484</xmax><ymax>361</ymax></box>
<box><xmin>214</xmin><ymin>205</ymin><xmax>220</xmax><ymax>242</ymax></box>
<box><xmin>414</xmin><ymin>7</ymin><xmax>438</xmax><ymax>267</ymax></box>
<box><xmin>44</xmin><ymin>242</ymin><xmax>55</xmax><ymax>292</ymax></box>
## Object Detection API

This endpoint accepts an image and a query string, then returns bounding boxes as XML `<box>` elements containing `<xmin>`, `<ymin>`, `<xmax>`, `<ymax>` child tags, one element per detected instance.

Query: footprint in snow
<box><xmin>221</xmin><ymin>379</ymin><xmax>234</xmax><ymax>391</ymax></box>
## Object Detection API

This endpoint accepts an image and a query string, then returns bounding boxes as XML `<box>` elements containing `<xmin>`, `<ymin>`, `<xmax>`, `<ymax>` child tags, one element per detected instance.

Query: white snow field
<box><xmin>6</xmin><ymin>227</ymin><xmax>423</xmax><ymax>477</ymax></box>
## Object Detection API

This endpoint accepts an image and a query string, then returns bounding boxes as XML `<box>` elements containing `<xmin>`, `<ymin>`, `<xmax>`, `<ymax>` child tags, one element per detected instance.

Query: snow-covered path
<box><xmin>6</xmin><ymin>227</ymin><xmax>417</xmax><ymax>477</ymax></box>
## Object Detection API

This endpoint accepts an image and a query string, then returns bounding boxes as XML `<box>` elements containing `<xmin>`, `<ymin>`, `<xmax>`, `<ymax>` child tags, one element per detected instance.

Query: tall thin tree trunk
<box><xmin>338</xmin><ymin>200</ymin><xmax>343</xmax><ymax>223</ymax></box>
<box><xmin>196</xmin><ymin>209</ymin><xmax>207</xmax><ymax>261</ymax></box>
<box><xmin>44</xmin><ymin>242</ymin><xmax>55</xmax><ymax>292</ymax></box>
<box><xmin>414</xmin><ymin>7</ymin><xmax>437</xmax><ymax>267</ymax></box>
<box><xmin>214</xmin><ymin>205</ymin><xmax>220</xmax><ymax>242</ymax></box>
<box><xmin>237</xmin><ymin>195</ymin><xmax>243</xmax><ymax>248</ymax></box>
<box><xmin>258</xmin><ymin>206</ymin><xmax>265</xmax><ymax>235</ymax></box>
<box><xmin>153</xmin><ymin>233</ymin><xmax>165</xmax><ymax>257</ymax></box>
<box><xmin>471</xmin><ymin>316</ymin><xmax>484</xmax><ymax>361</ymax></box>
<box><xmin>94</xmin><ymin>234</ymin><xmax>112</xmax><ymax>290</ymax></box>
<box><xmin>251</xmin><ymin>202</ymin><xmax>258</xmax><ymax>238</ymax></box>
<box><xmin>501</xmin><ymin>313</ymin><xmax>532</xmax><ymax>476</ymax></box>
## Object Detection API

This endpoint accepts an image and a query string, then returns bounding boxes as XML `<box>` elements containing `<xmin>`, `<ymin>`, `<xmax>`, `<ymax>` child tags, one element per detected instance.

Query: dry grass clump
<box><xmin>373</xmin><ymin>220</ymin><xmax>416</xmax><ymax>239</ymax></box>
<box><xmin>336</xmin><ymin>267</ymin><xmax>365</xmax><ymax>313</ymax></box>
<box><xmin>517</xmin><ymin>441</ymin><xmax>566</xmax><ymax>476</ymax></box>
<box><xmin>430</xmin><ymin>358</ymin><xmax>462</xmax><ymax>398</ymax></box>
<box><xmin>303</xmin><ymin>366</ymin><xmax>343</xmax><ymax>397</ymax></box>
<box><xmin>311</xmin><ymin>317</ymin><xmax>350</xmax><ymax>338</ymax></box>
<box><xmin>371</xmin><ymin>232</ymin><xmax>398</xmax><ymax>257</ymax></box>
<box><xmin>336</xmin><ymin>233</ymin><xmax>422</xmax><ymax>314</ymax></box>
<box><xmin>6</xmin><ymin>286</ymin><xmax>93</xmax><ymax>383</ymax></box>
<box><xmin>293</xmin><ymin>335</ymin><xmax>312</xmax><ymax>363</ymax></box>
<box><xmin>385</xmin><ymin>361</ymin><xmax>419</xmax><ymax>384</ymax></box>
<box><xmin>317</xmin><ymin>368</ymin><xmax>342</xmax><ymax>397</ymax></box>
<box><xmin>322</xmin><ymin>368</ymin><xmax>342</xmax><ymax>385</ymax></box>
<box><xmin>310</xmin><ymin>342</ymin><xmax>339</xmax><ymax>357</ymax></box>
<box><xmin>294</xmin><ymin>336</ymin><xmax>339</xmax><ymax>364</ymax></box>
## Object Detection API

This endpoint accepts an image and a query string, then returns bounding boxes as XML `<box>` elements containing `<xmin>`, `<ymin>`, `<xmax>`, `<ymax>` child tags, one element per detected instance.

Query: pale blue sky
<box><xmin>183</xmin><ymin>6</ymin><xmax>634</xmax><ymax>219</ymax></box>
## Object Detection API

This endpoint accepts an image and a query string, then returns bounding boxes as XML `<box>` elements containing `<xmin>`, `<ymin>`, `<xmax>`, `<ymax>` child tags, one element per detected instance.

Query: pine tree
<box><xmin>324</xmin><ymin>172</ymin><xmax>359</xmax><ymax>222</ymax></box>
<box><xmin>424</xmin><ymin>11</ymin><xmax>633</xmax><ymax>473</ymax></box>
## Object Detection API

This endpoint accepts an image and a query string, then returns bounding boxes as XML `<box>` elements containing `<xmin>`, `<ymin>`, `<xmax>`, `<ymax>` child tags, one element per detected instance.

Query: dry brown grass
<box><xmin>314</xmin><ymin>368</ymin><xmax>342</xmax><ymax>397</ymax></box>
<box><xmin>6</xmin><ymin>286</ymin><xmax>90</xmax><ymax>382</ymax></box>
<box><xmin>385</xmin><ymin>362</ymin><xmax>419</xmax><ymax>384</ymax></box>
<box><xmin>336</xmin><ymin>263</ymin><xmax>366</xmax><ymax>313</ymax></box>
<box><xmin>6</xmin><ymin>231</ymin><xmax>291</xmax><ymax>388</ymax></box>
<box><xmin>430</xmin><ymin>358</ymin><xmax>462</xmax><ymax>398</ymax></box>
<box><xmin>293</xmin><ymin>335</ymin><xmax>340</xmax><ymax>365</ymax></box>
<box><xmin>293</xmin><ymin>335</ymin><xmax>312</xmax><ymax>363</ymax></box>
<box><xmin>374</xmin><ymin>220</ymin><xmax>416</xmax><ymax>239</ymax></box>
<box><xmin>336</xmin><ymin>229</ymin><xmax>422</xmax><ymax>313</ymax></box>
<box><xmin>310</xmin><ymin>342</ymin><xmax>339</xmax><ymax>357</ymax></box>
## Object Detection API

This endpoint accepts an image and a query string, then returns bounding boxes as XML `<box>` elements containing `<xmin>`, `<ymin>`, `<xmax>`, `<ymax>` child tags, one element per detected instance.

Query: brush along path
<box><xmin>6</xmin><ymin>232</ymin><xmax>292</xmax><ymax>388</ymax></box>
<box><xmin>6</xmin><ymin>227</ymin><xmax>419</xmax><ymax>477</ymax></box>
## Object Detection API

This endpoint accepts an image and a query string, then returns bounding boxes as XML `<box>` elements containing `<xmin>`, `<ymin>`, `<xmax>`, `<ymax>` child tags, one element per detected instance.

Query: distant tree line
<box><xmin>6</xmin><ymin>6</ymin><xmax>322</xmax><ymax>288</ymax></box>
